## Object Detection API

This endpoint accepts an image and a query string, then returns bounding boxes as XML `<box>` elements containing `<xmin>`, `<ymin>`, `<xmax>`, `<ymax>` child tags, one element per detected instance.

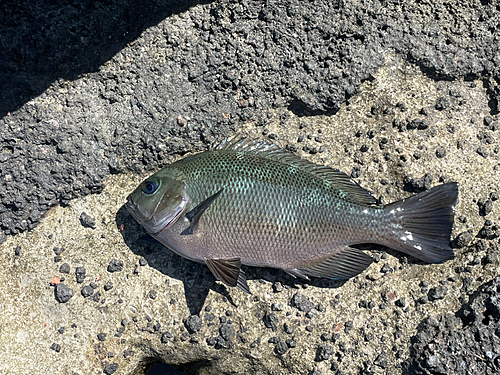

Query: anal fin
<box><xmin>205</xmin><ymin>258</ymin><xmax>251</xmax><ymax>294</ymax></box>
<box><xmin>284</xmin><ymin>268</ymin><xmax>311</xmax><ymax>281</ymax></box>
<box><xmin>298</xmin><ymin>247</ymin><xmax>373</xmax><ymax>280</ymax></box>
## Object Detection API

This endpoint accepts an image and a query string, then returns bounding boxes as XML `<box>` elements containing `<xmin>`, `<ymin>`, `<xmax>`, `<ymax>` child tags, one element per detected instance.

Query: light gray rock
<box><xmin>1</xmin><ymin>55</ymin><xmax>499</xmax><ymax>375</ymax></box>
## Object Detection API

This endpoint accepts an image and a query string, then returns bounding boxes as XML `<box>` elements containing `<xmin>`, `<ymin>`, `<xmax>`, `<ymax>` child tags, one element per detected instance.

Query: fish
<box><xmin>125</xmin><ymin>137</ymin><xmax>459</xmax><ymax>294</ymax></box>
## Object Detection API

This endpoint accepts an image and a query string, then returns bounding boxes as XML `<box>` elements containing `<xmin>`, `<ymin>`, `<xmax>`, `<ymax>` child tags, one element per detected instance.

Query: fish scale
<box><xmin>126</xmin><ymin>138</ymin><xmax>458</xmax><ymax>293</ymax></box>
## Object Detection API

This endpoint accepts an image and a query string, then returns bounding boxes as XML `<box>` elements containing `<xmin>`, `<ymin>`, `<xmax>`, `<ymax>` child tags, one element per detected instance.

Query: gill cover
<box><xmin>126</xmin><ymin>171</ymin><xmax>190</xmax><ymax>234</ymax></box>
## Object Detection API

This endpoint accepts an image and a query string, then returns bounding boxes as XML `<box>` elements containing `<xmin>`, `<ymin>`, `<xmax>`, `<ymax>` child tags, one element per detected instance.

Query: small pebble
<box><xmin>161</xmin><ymin>332</ymin><xmax>173</xmax><ymax>343</ymax></box>
<box><xmin>107</xmin><ymin>259</ymin><xmax>124</xmax><ymax>273</ymax></box>
<box><xmin>435</xmin><ymin>97</ymin><xmax>450</xmax><ymax>111</ymax></box>
<box><xmin>184</xmin><ymin>315</ymin><xmax>202</xmax><ymax>334</ymax></box>
<box><xmin>103</xmin><ymin>363</ymin><xmax>118</xmax><ymax>375</ymax></box>
<box><xmin>81</xmin><ymin>285</ymin><xmax>94</xmax><ymax>298</ymax></box>
<box><xmin>275</xmin><ymin>341</ymin><xmax>288</xmax><ymax>355</ymax></box>
<box><xmin>286</xmin><ymin>338</ymin><xmax>296</xmax><ymax>348</ymax></box>
<box><xmin>316</xmin><ymin>344</ymin><xmax>334</xmax><ymax>361</ymax></box>
<box><xmin>50</xmin><ymin>343</ymin><xmax>61</xmax><ymax>353</ymax></box>
<box><xmin>220</xmin><ymin>324</ymin><xmax>233</xmax><ymax>340</ymax></box>
<box><xmin>97</xmin><ymin>333</ymin><xmax>107</xmax><ymax>342</ymax></box>
<box><xmin>59</xmin><ymin>263</ymin><xmax>70</xmax><ymax>274</ymax></box>
<box><xmin>55</xmin><ymin>283</ymin><xmax>74</xmax><ymax>303</ymax></box>
<box><xmin>79</xmin><ymin>212</ymin><xmax>96</xmax><ymax>229</ymax></box>
<box><xmin>272</xmin><ymin>282</ymin><xmax>283</xmax><ymax>293</ymax></box>
<box><xmin>477</xmin><ymin>147</ymin><xmax>488</xmax><ymax>158</ymax></box>
<box><xmin>75</xmin><ymin>267</ymin><xmax>86</xmax><ymax>283</ymax></box>
<box><xmin>435</xmin><ymin>146</ymin><xmax>446</xmax><ymax>158</ymax></box>
<box><xmin>284</xmin><ymin>323</ymin><xmax>294</xmax><ymax>334</ymax></box>
<box><xmin>53</xmin><ymin>247</ymin><xmax>65</xmax><ymax>256</ymax></box>
<box><xmin>263</xmin><ymin>312</ymin><xmax>278</xmax><ymax>330</ymax></box>
<box><xmin>428</xmin><ymin>285</ymin><xmax>448</xmax><ymax>301</ymax></box>
<box><xmin>478</xmin><ymin>199</ymin><xmax>493</xmax><ymax>216</ymax></box>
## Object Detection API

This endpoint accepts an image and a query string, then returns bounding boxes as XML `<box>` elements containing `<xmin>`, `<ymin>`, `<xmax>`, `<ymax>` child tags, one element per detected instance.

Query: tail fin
<box><xmin>384</xmin><ymin>182</ymin><xmax>458</xmax><ymax>263</ymax></box>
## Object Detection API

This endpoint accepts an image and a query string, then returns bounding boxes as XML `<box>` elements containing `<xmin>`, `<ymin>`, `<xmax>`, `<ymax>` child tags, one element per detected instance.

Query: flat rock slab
<box><xmin>1</xmin><ymin>0</ymin><xmax>500</xmax><ymax>374</ymax></box>
<box><xmin>1</xmin><ymin>55</ymin><xmax>499</xmax><ymax>374</ymax></box>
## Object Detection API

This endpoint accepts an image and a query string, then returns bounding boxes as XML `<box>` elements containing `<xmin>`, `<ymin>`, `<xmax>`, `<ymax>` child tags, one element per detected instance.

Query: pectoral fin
<box><xmin>205</xmin><ymin>258</ymin><xmax>251</xmax><ymax>294</ymax></box>
<box><xmin>297</xmin><ymin>246</ymin><xmax>373</xmax><ymax>280</ymax></box>
<box><xmin>184</xmin><ymin>189</ymin><xmax>224</xmax><ymax>235</ymax></box>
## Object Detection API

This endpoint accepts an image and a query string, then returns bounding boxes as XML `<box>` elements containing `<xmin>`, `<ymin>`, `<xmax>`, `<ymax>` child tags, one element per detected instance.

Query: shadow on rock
<box><xmin>116</xmin><ymin>204</ymin><xmax>347</xmax><ymax>314</ymax></box>
<box><xmin>0</xmin><ymin>0</ymin><xmax>213</xmax><ymax>118</ymax></box>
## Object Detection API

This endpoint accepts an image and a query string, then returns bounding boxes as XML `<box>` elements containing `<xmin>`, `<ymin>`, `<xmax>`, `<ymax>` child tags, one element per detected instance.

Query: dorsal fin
<box><xmin>215</xmin><ymin>137</ymin><xmax>378</xmax><ymax>206</ymax></box>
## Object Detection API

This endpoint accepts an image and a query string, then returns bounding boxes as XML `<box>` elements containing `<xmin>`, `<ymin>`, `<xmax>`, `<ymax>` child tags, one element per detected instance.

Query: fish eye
<box><xmin>141</xmin><ymin>180</ymin><xmax>160</xmax><ymax>195</ymax></box>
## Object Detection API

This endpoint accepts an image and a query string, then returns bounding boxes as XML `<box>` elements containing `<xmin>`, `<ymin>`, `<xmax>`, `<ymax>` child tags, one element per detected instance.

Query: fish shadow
<box><xmin>116</xmin><ymin>205</ymin><xmax>348</xmax><ymax>315</ymax></box>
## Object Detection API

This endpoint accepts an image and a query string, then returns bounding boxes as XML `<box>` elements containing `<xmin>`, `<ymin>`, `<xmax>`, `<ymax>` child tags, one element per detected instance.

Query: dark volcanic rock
<box><xmin>315</xmin><ymin>344</ymin><xmax>334</xmax><ymax>362</ymax></box>
<box><xmin>428</xmin><ymin>286</ymin><xmax>448</xmax><ymax>301</ymax></box>
<box><xmin>75</xmin><ymin>267</ymin><xmax>86</xmax><ymax>283</ymax></box>
<box><xmin>263</xmin><ymin>312</ymin><xmax>279</xmax><ymax>331</ymax></box>
<box><xmin>403</xmin><ymin>174</ymin><xmax>433</xmax><ymax>193</ymax></box>
<box><xmin>405</xmin><ymin>277</ymin><xmax>500</xmax><ymax>375</ymax></box>
<box><xmin>107</xmin><ymin>259</ymin><xmax>124</xmax><ymax>273</ymax></box>
<box><xmin>219</xmin><ymin>323</ymin><xmax>233</xmax><ymax>341</ymax></box>
<box><xmin>291</xmin><ymin>293</ymin><xmax>313</xmax><ymax>313</ymax></box>
<box><xmin>79</xmin><ymin>212</ymin><xmax>96</xmax><ymax>229</ymax></box>
<box><xmin>184</xmin><ymin>315</ymin><xmax>202</xmax><ymax>334</ymax></box>
<box><xmin>54</xmin><ymin>283</ymin><xmax>74</xmax><ymax>303</ymax></box>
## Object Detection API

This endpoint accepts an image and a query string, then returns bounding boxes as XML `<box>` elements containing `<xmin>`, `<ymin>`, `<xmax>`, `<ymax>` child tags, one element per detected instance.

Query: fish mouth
<box><xmin>125</xmin><ymin>194</ymin><xmax>188</xmax><ymax>235</ymax></box>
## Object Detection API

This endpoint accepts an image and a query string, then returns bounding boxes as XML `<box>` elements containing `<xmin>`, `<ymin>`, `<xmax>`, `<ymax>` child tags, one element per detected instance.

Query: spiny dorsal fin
<box><xmin>215</xmin><ymin>137</ymin><xmax>378</xmax><ymax>206</ymax></box>
<box><xmin>205</xmin><ymin>258</ymin><xmax>251</xmax><ymax>294</ymax></box>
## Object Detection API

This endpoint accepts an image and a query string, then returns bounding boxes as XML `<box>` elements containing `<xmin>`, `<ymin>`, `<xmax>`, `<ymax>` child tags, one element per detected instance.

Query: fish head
<box><xmin>125</xmin><ymin>169</ymin><xmax>190</xmax><ymax>234</ymax></box>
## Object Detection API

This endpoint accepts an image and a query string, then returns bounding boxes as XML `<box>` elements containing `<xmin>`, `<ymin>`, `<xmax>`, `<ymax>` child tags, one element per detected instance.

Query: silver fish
<box><xmin>126</xmin><ymin>138</ymin><xmax>458</xmax><ymax>293</ymax></box>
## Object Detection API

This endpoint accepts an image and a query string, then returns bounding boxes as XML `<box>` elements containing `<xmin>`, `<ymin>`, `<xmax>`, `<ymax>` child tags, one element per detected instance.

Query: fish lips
<box><xmin>125</xmin><ymin>192</ymin><xmax>189</xmax><ymax>235</ymax></box>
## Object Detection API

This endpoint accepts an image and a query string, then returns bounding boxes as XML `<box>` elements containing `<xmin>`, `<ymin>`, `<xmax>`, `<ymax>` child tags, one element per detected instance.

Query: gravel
<box><xmin>290</xmin><ymin>293</ymin><xmax>313</xmax><ymax>313</ymax></box>
<box><xmin>79</xmin><ymin>212</ymin><xmax>96</xmax><ymax>229</ymax></box>
<box><xmin>107</xmin><ymin>259</ymin><xmax>124</xmax><ymax>273</ymax></box>
<box><xmin>54</xmin><ymin>283</ymin><xmax>74</xmax><ymax>303</ymax></box>
<box><xmin>184</xmin><ymin>315</ymin><xmax>202</xmax><ymax>334</ymax></box>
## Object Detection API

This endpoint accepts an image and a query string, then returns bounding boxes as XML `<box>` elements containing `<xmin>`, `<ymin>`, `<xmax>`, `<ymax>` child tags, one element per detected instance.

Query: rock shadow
<box><xmin>0</xmin><ymin>0</ymin><xmax>213</xmax><ymax>118</ymax></box>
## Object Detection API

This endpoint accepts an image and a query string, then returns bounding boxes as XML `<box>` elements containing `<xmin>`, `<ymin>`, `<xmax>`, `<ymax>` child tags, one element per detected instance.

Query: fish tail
<box><xmin>383</xmin><ymin>182</ymin><xmax>458</xmax><ymax>263</ymax></box>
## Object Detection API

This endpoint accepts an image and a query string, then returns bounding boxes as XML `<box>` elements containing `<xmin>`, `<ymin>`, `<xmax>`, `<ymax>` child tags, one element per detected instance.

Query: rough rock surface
<box><xmin>404</xmin><ymin>276</ymin><xmax>500</xmax><ymax>375</ymax></box>
<box><xmin>1</xmin><ymin>1</ymin><xmax>500</xmax><ymax>374</ymax></box>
